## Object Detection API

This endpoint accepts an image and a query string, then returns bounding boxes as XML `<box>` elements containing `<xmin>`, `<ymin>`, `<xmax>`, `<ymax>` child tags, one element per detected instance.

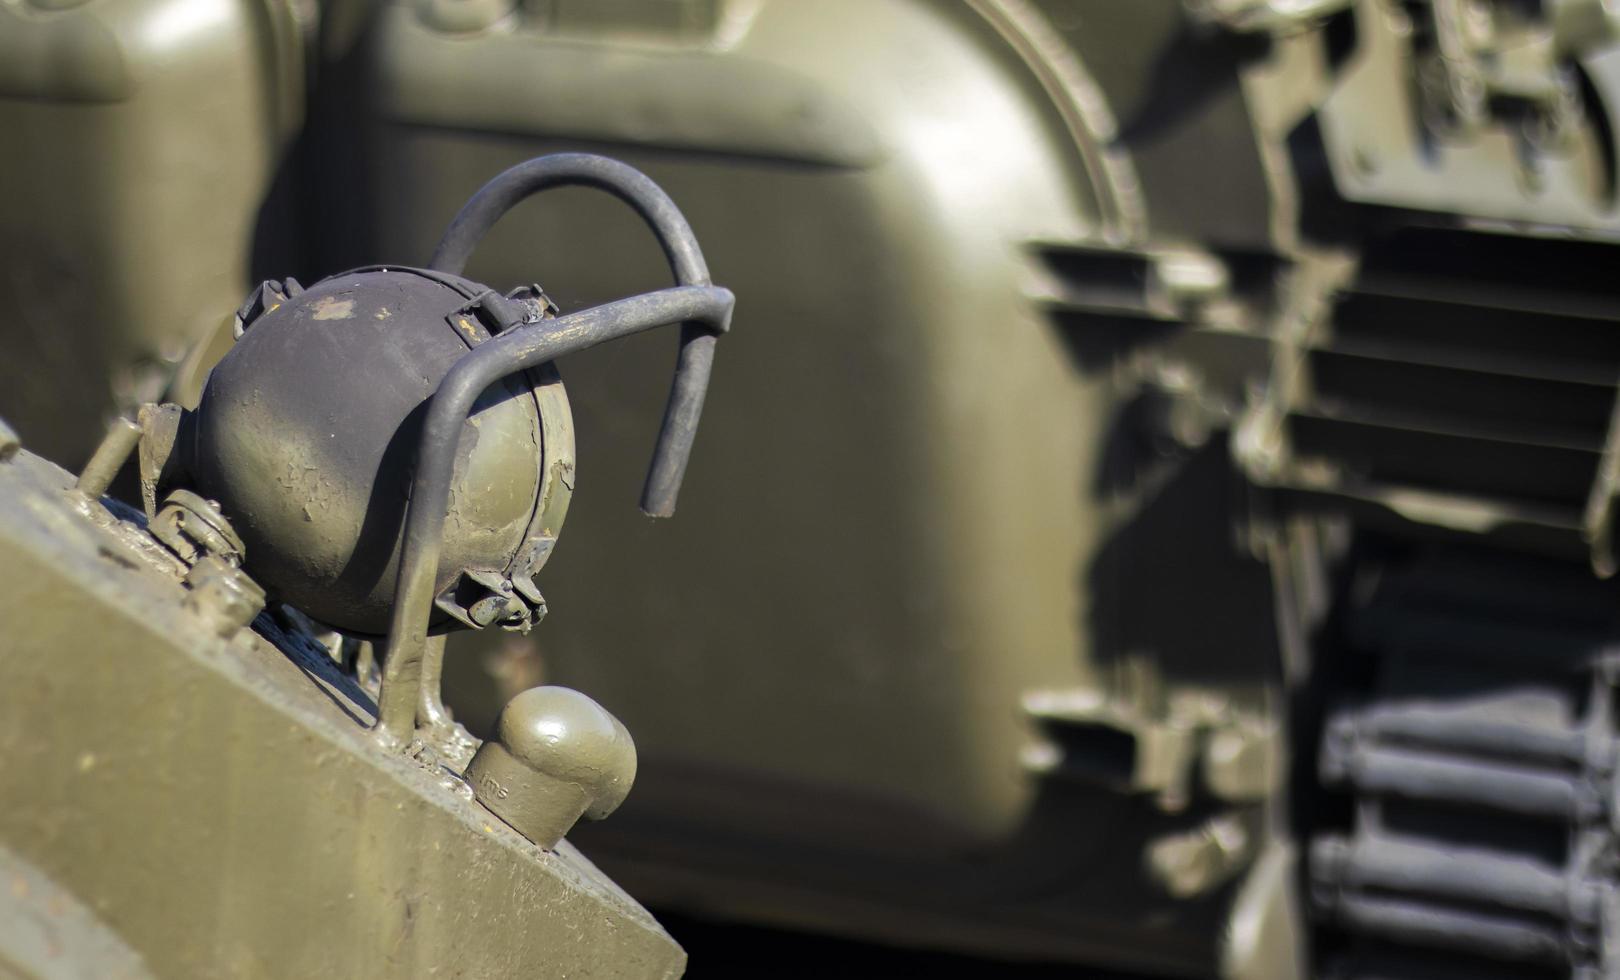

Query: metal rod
<box><xmin>1312</xmin><ymin>835</ymin><xmax>1598</xmax><ymax>924</ymax></box>
<box><xmin>1332</xmin><ymin>707</ymin><xmax>1594</xmax><ymax>768</ymax></box>
<box><xmin>429</xmin><ymin>152</ymin><xmax>715</xmax><ymax>518</ymax></box>
<box><xmin>1323</xmin><ymin>893</ymin><xmax>1569</xmax><ymax>965</ymax></box>
<box><xmin>417</xmin><ymin>634</ymin><xmax>452</xmax><ymax>731</ymax></box>
<box><xmin>77</xmin><ymin>416</ymin><xmax>142</xmax><ymax>500</ymax></box>
<box><xmin>373</xmin><ymin>284</ymin><xmax>734</xmax><ymax>748</ymax></box>
<box><xmin>1322</xmin><ymin>742</ymin><xmax>1593</xmax><ymax>821</ymax></box>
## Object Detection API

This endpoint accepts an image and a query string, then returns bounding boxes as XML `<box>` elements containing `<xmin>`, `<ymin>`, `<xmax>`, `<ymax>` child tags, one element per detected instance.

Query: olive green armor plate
<box><xmin>0</xmin><ymin>442</ymin><xmax>683</xmax><ymax>979</ymax></box>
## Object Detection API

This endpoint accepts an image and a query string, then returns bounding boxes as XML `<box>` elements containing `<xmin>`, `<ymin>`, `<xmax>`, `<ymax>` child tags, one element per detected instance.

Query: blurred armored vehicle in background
<box><xmin>6</xmin><ymin>0</ymin><xmax>1620</xmax><ymax>977</ymax></box>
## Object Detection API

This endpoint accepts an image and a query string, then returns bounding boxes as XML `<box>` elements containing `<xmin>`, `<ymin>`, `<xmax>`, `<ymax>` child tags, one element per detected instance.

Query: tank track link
<box><xmin>1307</xmin><ymin>548</ymin><xmax>1620</xmax><ymax>980</ymax></box>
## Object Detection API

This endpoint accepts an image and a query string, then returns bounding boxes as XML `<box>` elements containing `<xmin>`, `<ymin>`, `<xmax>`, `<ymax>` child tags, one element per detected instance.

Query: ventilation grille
<box><xmin>1270</xmin><ymin>229</ymin><xmax>1620</xmax><ymax>558</ymax></box>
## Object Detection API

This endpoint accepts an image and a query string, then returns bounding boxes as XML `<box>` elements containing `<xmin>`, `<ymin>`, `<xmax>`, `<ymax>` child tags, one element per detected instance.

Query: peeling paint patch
<box><xmin>311</xmin><ymin>296</ymin><xmax>356</xmax><ymax>321</ymax></box>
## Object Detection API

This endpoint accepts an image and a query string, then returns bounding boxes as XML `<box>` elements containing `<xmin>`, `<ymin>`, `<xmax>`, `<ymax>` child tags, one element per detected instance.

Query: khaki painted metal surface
<box><xmin>0</xmin><ymin>0</ymin><xmax>303</xmax><ymax>467</ymax></box>
<box><xmin>327</xmin><ymin>0</ymin><xmax>1286</xmax><ymax>972</ymax></box>
<box><xmin>349</xmin><ymin>0</ymin><xmax>1106</xmax><ymax>855</ymax></box>
<box><xmin>0</xmin><ymin>445</ymin><xmax>684</xmax><ymax>979</ymax></box>
<box><xmin>0</xmin><ymin>846</ymin><xmax>154</xmax><ymax>980</ymax></box>
<box><xmin>23</xmin><ymin>0</ymin><xmax>1601</xmax><ymax>973</ymax></box>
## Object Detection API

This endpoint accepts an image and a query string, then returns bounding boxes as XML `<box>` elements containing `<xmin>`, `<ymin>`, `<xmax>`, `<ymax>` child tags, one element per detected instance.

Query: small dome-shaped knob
<box><xmin>463</xmin><ymin>686</ymin><xmax>636</xmax><ymax>848</ymax></box>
